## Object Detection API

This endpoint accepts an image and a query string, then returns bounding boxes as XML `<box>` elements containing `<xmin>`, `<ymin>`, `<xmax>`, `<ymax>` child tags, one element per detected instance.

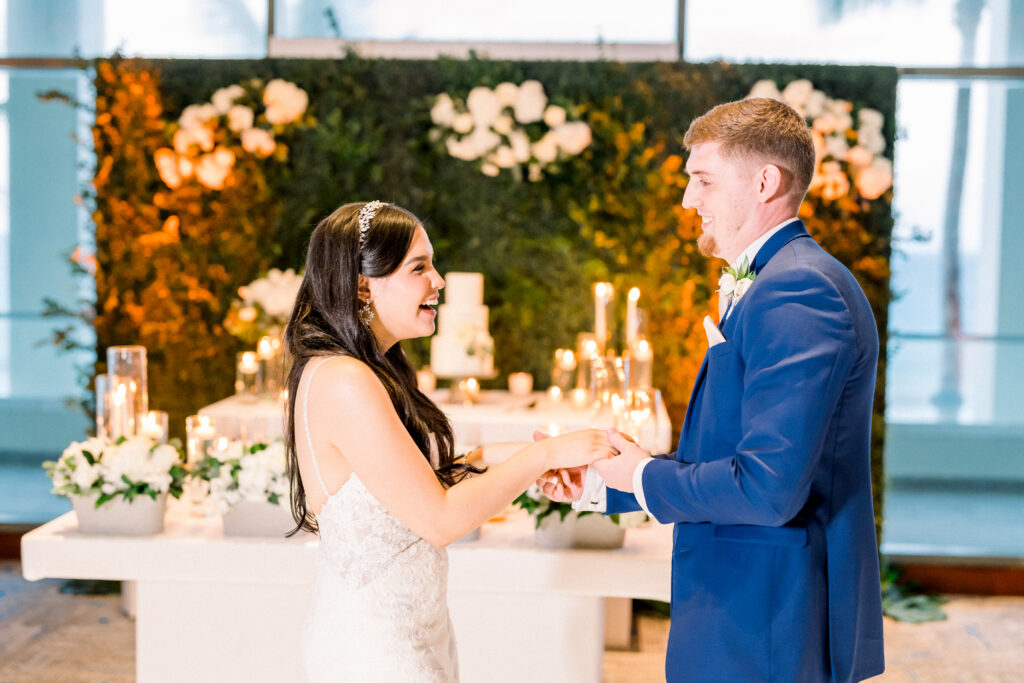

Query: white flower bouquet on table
<box><xmin>195</xmin><ymin>439</ymin><xmax>293</xmax><ymax>536</ymax></box>
<box><xmin>431</xmin><ymin>79</ymin><xmax>592</xmax><ymax>181</ymax></box>
<box><xmin>224</xmin><ymin>267</ymin><xmax>303</xmax><ymax>344</ymax></box>
<box><xmin>45</xmin><ymin>436</ymin><xmax>186</xmax><ymax>506</ymax></box>
<box><xmin>44</xmin><ymin>436</ymin><xmax>186</xmax><ymax>535</ymax></box>
<box><xmin>202</xmin><ymin>439</ymin><xmax>288</xmax><ymax>512</ymax></box>
<box><xmin>515</xmin><ymin>484</ymin><xmax>647</xmax><ymax>550</ymax></box>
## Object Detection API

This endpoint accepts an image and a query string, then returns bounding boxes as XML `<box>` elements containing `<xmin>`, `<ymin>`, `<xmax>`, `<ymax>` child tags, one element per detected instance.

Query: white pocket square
<box><xmin>703</xmin><ymin>315</ymin><xmax>726</xmax><ymax>347</ymax></box>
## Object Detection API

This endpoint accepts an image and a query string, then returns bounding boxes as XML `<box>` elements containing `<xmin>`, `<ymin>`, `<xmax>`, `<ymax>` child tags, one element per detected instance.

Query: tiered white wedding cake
<box><xmin>430</xmin><ymin>272</ymin><xmax>495</xmax><ymax>378</ymax></box>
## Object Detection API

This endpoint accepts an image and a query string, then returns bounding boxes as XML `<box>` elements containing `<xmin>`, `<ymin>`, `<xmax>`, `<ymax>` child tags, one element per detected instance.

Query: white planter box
<box><xmin>221</xmin><ymin>500</ymin><xmax>295</xmax><ymax>537</ymax></box>
<box><xmin>534</xmin><ymin>512</ymin><xmax>625</xmax><ymax>550</ymax></box>
<box><xmin>71</xmin><ymin>493</ymin><xmax>168</xmax><ymax>535</ymax></box>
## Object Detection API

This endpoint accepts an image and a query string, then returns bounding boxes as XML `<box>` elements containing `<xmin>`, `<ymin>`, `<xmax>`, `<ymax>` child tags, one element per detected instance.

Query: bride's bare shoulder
<box><xmin>306</xmin><ymin>355</ymin><xmax>388</xmax><ymax>404</ymax></box>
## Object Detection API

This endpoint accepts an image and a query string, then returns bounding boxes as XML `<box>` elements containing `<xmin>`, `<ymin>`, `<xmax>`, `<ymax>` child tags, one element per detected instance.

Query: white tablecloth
<box><xmin>21</xmin><ymin>503</ymin><xmax>671</xmax><ymax>683</ymax></box>
<box><xmin>201</xmin><ymin>389</ymin><xmax>674</xmax><ymax>454</ymax></box>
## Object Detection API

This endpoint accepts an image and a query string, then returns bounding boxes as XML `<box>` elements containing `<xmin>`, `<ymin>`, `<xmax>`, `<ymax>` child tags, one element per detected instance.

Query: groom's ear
<box><xmin>756</xmin><ymin>163</ymin><xmax>786</xmax><ymax>203</ymax></box>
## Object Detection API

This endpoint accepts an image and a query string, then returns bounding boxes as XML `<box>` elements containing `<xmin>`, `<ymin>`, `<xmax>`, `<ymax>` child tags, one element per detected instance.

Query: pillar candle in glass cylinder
<box><xmin>257</xmin><ymin>334</ymin><xmax>285</xmax><ymax>396</ymax></box>
<box><xmin>94</xmin><ymin>374</ymin><xmax>110</xmax><ymax>438</ymax></box>
<box><xmin>235</xmin><ymin>351</ymin><xmax>263</xmax><ymax>401</ymax></box>
<box><xmin>626</xmin><ymin>287</ymin><xmax>640</xmax><ymax>350</ymax></box>
<box><xmin>592</xmin><ymin>282</ymin><xmax>613</xmax><ymax>353</ymax></box>
<box><xmin>107</xmin><ymin>345</ymin><xmax>148</xmax><ymax>437</ymax></box>
<box><xmin>139</xmin><ymin>410</ymin><xmax>169</xmax><ymax>443</ymax></box>
<box><xmin>629</xmin><ymin>339</ymin><xmax>654</xmax><ymax>389</ymax></box>
<box><xmin>185</xmin><ymin>414</ymin><xmax>217</xmax><ymax>515</ymax></box>
<box><xmin>551</xmin><ymin>348</ymin><xmax>576</xmax><ymax>393</ymax></box>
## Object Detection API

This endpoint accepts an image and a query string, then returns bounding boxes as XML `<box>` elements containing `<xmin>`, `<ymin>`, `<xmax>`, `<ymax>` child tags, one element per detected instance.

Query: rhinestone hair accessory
<box><xmin>358</xmin><ymin>200</ymin><xmax>386</xmax><ymax>246</ymax></box>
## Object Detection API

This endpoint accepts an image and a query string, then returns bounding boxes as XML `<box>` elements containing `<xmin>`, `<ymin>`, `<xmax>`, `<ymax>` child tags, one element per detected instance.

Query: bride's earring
<box><xmin>359</xmin><ymin>298</ymin><xmax>375</xmax><ymax>325</ymax></box>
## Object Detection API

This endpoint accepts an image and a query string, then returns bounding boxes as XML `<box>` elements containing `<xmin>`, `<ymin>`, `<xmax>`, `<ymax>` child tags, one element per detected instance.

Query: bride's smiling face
<box><xmin>364</xmin><ymin>224</ymin><xmax>445</xmax><ymax>348</ymax></box>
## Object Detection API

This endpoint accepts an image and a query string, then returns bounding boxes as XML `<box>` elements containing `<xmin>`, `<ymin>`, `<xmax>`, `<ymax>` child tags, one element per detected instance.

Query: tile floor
<box><xmin>2</xmin><ymin>561</ymin><xmax>1023</xmax><ymax>682</ymax></box>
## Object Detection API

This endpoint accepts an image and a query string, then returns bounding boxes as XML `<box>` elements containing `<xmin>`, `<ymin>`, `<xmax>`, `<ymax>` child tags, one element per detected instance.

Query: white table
<box><xmin>21</xmin><ymin>504</ymin><xmax>671</xmax><ymax>683</ymax></box>
<box><xmin>201</xmin><ymin>389</ymin><xmax>674</xmax><ymax>454</ymax></box>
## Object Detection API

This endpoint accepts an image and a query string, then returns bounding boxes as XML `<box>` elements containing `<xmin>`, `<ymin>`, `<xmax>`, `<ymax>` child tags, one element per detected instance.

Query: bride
<box><xmin>284</xmin><ymin>201</ymin><xmax>614</xmax><ymax>682</ymax></box>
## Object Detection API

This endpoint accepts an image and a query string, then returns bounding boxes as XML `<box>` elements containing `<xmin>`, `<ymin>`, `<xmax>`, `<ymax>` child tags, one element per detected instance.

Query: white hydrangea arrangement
<box><xmin>198</xmin><ymin>439</ymin><xmax>289</xmax><ymax>515</ymax></box>
<box><xmin>747</xmin><ymin>78</ymin><xmax>894</xmax><ymax>201</ymax></box>
<box><xmin>431</xmin><ymin>79</ymin><xmax>592</xmax><ymax>181</ymax></box>
<box><xmin>154</xmin><ymin>78</ymin><xmax>310</xmax><ymax>191</ymax></box>
<box><xmin>44</xmin><ymin>436</ymin><xmax>186</xmax><ymax>507</ymax></box>
<box><xmin>224</xmin><ymin>267</ymin><xmax>303</xmax><ymax>344</ymax></box>
<box><xmin>514</xmin><ymin>484</ymin><xmax>647</xmax><ymax>528</ymax></box>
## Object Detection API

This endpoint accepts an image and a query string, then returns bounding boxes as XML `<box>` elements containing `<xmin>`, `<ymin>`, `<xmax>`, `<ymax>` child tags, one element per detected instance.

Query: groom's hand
<box><xmin>592</xmin><ymin>429</ymin><xmax>649</xmax><ymax>493</ymax></box>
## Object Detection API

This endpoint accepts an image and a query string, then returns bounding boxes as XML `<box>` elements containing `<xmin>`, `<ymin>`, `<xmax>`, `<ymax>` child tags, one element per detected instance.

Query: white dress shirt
<box><xmin>572</xmin><ymin>218</ymin><xmax>800</xmax><ymax>517</ymax></box>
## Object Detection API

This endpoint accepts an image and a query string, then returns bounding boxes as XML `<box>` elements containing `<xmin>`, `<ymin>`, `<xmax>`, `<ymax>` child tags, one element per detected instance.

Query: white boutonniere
<box><xmin>718</xmin><ymin>257</ymin><xmax>756</xmax><ymax>302</ymax></box>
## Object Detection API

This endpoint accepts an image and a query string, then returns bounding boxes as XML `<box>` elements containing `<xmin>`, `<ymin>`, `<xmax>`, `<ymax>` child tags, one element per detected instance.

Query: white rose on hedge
<box><xmin>543</xmin><ymin>105</ymin><xmax>567</xmax><ymax>127</ymax></box>
<box><xmin>241</xmin><ymin>127</ymin><xmax>276</xmax><ymax>157</ymax></box>
<box><xmin>509</xmin><ymin>130</ymin><xmax>531</xmax><ymax>163</ymax></box>
<box><xmin>446</xmin><ymin>136</ymin><xmax>478</xmax><ymax>161</ymax></box>
<box><xmin>195</xmin><ymin>151</ymin><xmax>233</xmax><ymax>190</ymax></box>
<box><xmin>154</xmin><ymin>148</ymin><xmax>182</xmax><ymax>189</ymax></box>
<box><xmin>804</xmin><ymin>90</ymin><xmax>827</xmax><ymax>119</ymax></box>
<box><xmin>430</xmin><ymin>93</ymin><xmax>456</xmax><ymax>126</ymax></box>
<box><xmin>492</xmin><ymin>114</ymin><xmax>514</xmax><ymax>136</ymax></box>
<box><xmin>227</xmin><ymin>105</ymin><xmax>255</xmax><ymax>132</ymax></box>
<box><xmin>492</xmin><ymin>145</ymin><xmax>517</xmax><ymax>168</ymax></box>
<box><xmin>824</xmin><ymin>134</ymin><xmax>849</xmax><ymax>162</ymax></box>
<box><xmin>747</xmin><ymin>79</ymin><xmax>780</xmax><ymax>101</ymax></box>
<box><xmin>212</xmin><ymin>84</ymin><xmax>246</xmax><ymax>114</ymax></box>
<box><xmin>857</xmin><ymin>126</ymin><xmax>886</xmax><ymax>155</ymax></box>
<box><xmin>463</xmin><ymin>126</ymin><xmax>501</xmax><ymax>158</ymax></box>
<box><xmin>554</xmin><ymin>122</ymin><xmax>592</xmax><ymax>155</ymax></box>
<box><xmin>494</xmin><ymin>82</ymin><xmax>519</xmax><ymax>107</ymax></box>
<box><xmin>481</xmin><ymin>162</ymin><xmax>500</xmax><ymax>177</ymax></box>
<box><xmin>452</xmin><ymin>113</ymin><xmax>475</xmax><ymax>135</ymax></box>
<box><xmin>781</xmin><ymin>79</ymin><xmax>814</xmax><ymax>109</ymax></box>
<box><xmin>513</xmin><ymin>80</ymin><xmax>547</xmax><ymax>124</ymax></box>
<box><xmin>531</xmin><ymin>132</ymin><xmax>559</xmax><ymax>164</ymax></box>
<box><xmin>858</xmin><ymin>108</ymin><xmax>884</xmax><ymax>132</ymax></box>
<box><xmin>855</xmin><ymin>157</ymin><xmax>893</xmax><ymax>200</ymax></box>
<box><xmin>467</xmin><ymin>86</ymin><xmax>501</xmax><ymax>128</ymax></box>
<box><xmin>528</xmin><ymin>163</ymin><xmax>543</xmax><ymax>182</ymax></box>
<box><xmin>263</xmin><ymin>79</ymin><xmax>308</xmax><ymax>125</ymax></box>
<box><xmin>179</xmin><ymin>103</ymin><xmax>217</xmax><ymax>131</ymax></box>
<box><xmin>846</xmin><ymin>145</ymin><xmax>874</xmax><ymax>169</ymax></box>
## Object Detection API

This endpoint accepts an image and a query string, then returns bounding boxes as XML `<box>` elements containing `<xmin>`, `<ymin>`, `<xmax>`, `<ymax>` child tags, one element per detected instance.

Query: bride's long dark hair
<box><xmin>284</xmin><ymin>201</ymin><xmax>482</xmax><ymax>536</ymax></box>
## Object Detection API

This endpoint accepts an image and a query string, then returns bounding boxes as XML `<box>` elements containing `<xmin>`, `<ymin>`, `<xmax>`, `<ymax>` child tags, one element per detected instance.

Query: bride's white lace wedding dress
<box><xmin>300</xmin><ymin>358</ymin><xmax>459</xmax><ymax>682</ymax></box>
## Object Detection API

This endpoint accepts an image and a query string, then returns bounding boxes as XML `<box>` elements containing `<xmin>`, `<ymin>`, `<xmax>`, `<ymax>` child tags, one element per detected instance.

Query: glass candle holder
<box><xmin>139</xmin><ymin>410</ymin><xmax>169</xmax><ymax>443</ymax></box>
<box><xmin>235</xmin><ymin>351</ymin><xmax>263</xmax><ymax>401</ymax></box>
<box><xmin>185</xmin><ymin>414</ymin><xmax>217</xmax><ymax>515</ymax></box>
<box><xmin>508</xmin><ymin>372</ymin><xmax>533</xmax><ymax>396</ymax></box>
<box><xmin>257</xmin><ymin>334</ymin><xmax>285</xmax><ymax>397</ymax></box>
<box><xmin>107</xmin><ymin>345</ymin><xmax>148</xmax><ymax>438</ymax></box>
<box><xmin>628</xmin><ymin>339</ymin><xmax>654</xmax><ymax>390</ymax></box>
<box><xmin>592</xmin><ymin>282</ymin><xmax>614</xmax><ymax>354</ymax></box>
<box><xmin>551</xmin><ymin>348</ymin><xmax>576</xmax><ymax>393</ymax></box>
<box><xmin>94</xmin><ymin>374</ymin><xmax>110</xmax><ymax>439</ymax></box>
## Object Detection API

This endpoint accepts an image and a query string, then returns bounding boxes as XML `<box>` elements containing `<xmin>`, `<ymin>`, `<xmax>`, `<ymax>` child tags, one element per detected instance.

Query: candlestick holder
<box><xmin>592</xmin><ymin>282</ymin><xmax>614</xmax><ymax>354</ymax></box>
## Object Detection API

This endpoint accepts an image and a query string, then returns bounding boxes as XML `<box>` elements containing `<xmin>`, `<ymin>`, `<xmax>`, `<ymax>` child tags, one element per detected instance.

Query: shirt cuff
<box><xmin>571</xmin><ymin>466</ymin><xmax>607</xmax><ymax>512</ymax></box>
<box><xmin>632</xmin><ymin>457</ymin><xmax>655</xmax><ymax>515</ymax></box>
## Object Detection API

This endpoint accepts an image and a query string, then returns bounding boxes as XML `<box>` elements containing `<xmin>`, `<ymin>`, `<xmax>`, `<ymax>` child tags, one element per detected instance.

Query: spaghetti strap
<box><xmin>303</xmin><ymin>356</ymin><xmax>332</xmax><ymax>498</ymax></box>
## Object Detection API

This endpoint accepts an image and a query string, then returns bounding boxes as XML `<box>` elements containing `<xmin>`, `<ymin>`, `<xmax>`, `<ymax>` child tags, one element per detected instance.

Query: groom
<box><xmin>551</xmin><ymin>98</ymin><xmax>885</xmax><ymax>682</ymax></box>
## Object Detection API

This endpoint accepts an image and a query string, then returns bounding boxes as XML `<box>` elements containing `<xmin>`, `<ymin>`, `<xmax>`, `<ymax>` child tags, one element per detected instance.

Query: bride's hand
<box><xmin>541</xmin><ymin>428</ymin><xmax>617</xmax><ymax>470</ymax></box>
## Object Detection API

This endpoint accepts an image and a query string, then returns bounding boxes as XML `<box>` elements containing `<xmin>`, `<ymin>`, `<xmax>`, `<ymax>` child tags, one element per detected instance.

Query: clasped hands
<box><xmin>536</xmin><ymin>428</ymin><xmax>650</xmax><ymax>501</ymax></box>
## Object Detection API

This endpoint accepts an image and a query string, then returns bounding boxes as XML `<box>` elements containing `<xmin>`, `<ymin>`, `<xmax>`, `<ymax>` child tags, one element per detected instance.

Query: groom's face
<box><xmin>682</xmin><ymin>141</ymin><xmax>758</xmax><ymax>261</ymax></box>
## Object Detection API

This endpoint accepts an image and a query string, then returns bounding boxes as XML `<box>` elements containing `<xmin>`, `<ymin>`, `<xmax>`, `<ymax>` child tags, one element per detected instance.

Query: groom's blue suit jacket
<box><xmin>608</xmin><ymin>222</ymin><xmax>885</xmax><ymax>682</ymax></box>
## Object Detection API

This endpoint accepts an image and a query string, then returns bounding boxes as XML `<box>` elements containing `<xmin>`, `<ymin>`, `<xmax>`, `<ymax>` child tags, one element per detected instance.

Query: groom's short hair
<box><xmin>683</xmin><ymin>98</ymin><xmax>816</xmax><ymax>196</ymax></box>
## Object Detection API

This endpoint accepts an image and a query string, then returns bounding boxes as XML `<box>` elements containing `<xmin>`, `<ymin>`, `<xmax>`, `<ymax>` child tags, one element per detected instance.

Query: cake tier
<box><xmin>442</xmin><ymin>272</ymin><xmax>484</xmax><ymax>307</ymax></box>
<box><xmin>430</xmin><ymin>332</ymin><xmax>494</xmax><ymax>378</ymax></box>
<box><xmin>437</xmin><ymin>304</ymin><xmax>489</xmax><ymax>337</ymax></box>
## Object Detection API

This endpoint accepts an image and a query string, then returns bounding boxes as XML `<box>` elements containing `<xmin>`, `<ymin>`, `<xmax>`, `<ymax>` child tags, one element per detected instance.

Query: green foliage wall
<box><xmin>76</xmin><ymin>55</ymin><xmax>896</xmax><ymax>535</ymax></box>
